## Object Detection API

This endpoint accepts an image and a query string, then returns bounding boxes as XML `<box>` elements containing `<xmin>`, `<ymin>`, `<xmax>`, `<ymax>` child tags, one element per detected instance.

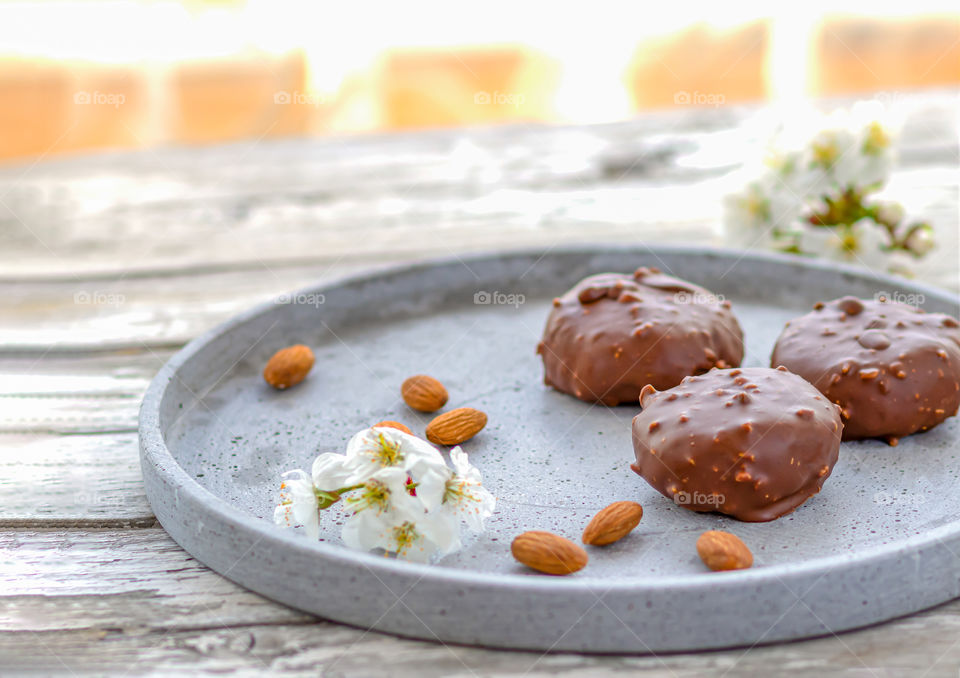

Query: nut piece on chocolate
<box><xmin>537</xmin><ymin>267</ymin><xmax>744</xmax><ymax>406</ymax></box>
<box><xmin>631</xmin><ymin>367</ymin><xmax>842</xmax><ymax>522</ymax></box>
<box><xmin>771</xmin><ymin>296</ymin><xmax>960</xmax><ymax>444</ymax></box>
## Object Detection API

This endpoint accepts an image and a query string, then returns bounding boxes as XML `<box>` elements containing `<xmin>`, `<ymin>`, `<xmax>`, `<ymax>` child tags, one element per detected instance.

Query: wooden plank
<box><xmin>0</xmin><ymin>529</ymin><xmax>311</xmax><ymax>633</ymax></box>
<box><xmin>0</xmin><ymin>353</ymin><xmax>166</xmax><ymax>432</ymax></box>
<box><xmin>0</xmin><ymin>354</ymin><xmax>154</xmax><ymax>524</ymax></box>
<box><xmin>0</xmin><ymin>187</ymin><xmax>717</xmax><ymax>280</ymax></box>
<box><xmin>5</xmin><ymin>618</ymin><xmax>960</xmax><ymax>677</ymax></box>
<box><xmin>0</xmin><ymin>261</ymin><xmax>379</xmax><ymax>353</ymax></box>
<box><xmin>0</xmin><ymin>397</ymin><xmax>139</xmax><ymax>434</ymax></box>
<box><xmin>0</xmin><ymin>349</ymin><xmax>169</xmax><ymax>384</ymax></box>
<box><xmin>1</xmin><ymin>529</ymin><xmax>960</xmax><ymax>675</ymax></box>
<box><xmin>0</xmin><ymin>433</ymin><xmax>151</xmax><ymax>525</ymax></box>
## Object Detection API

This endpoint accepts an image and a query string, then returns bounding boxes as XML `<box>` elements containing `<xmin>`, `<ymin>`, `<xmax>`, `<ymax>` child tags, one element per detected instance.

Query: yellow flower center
<box><xmin>765</xmin><ymin>152</ymin><xmax>796</xmax><ymax>177</ymax></box>
<box><xmin>345</xmin><ymin>479</ymin><xmax>391</xmax><ymax>514</ymax></box>
<box><xmin>742</xmin><ymin>190</ymin><xmax>770</xmax><ymax>223</ymax></box>
<box><xmin>392</xmin><ymin>521</ymin><xmax>421</xmax><ymax>555</ymax></box>
<box><xmin>444</xmin><ymin>477</ymin><xmax>480</xmax><ymax>505</ymax></box>
<box><xmin>811</xmin><ymin>139</ymin><xmax>839</xmax><ymax>169</ymax></box>
<box><xmin>840</xmin><ymin>230</ymin><xmax>859</xmax><ymax>253</ymax></box>
<box><xmin>862</xmin><ymin>121</ymin><xmax>889</xmax><ymax>155</ymax></box>
<box><xmin>369</xmin><ymin>433</ymin><xmax>403</xmax><ymax>466</ymax></box>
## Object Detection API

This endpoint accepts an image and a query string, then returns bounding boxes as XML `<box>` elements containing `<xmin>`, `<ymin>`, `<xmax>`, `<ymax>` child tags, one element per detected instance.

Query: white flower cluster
<box><xmin>723</xmin><ymin>102</ymin><xmax>933</xmax><ymax>271</ymax></box>
<box><xmin>274</xmin><ymin>426</ymin><xmax>495</xmax><ymax>563</ymax></box>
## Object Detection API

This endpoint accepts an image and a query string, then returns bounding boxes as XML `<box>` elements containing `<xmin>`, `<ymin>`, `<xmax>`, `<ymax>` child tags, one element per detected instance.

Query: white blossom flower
<box><xmin>903</xmin><ymin>225</ymin><xmax>935</xmax><ymax>256</ymax></box>
<box><xmin>850</xmin><ymin>101</ymin><xmax>896</xmax><ymax>184</ymax></box>
<box><xmin>798</xmin><ymin>224</ymin><xmax>843</xmax><ymax>259</ymax></box>
<box><xmin>273</xmin><ymin>428</ymin><xmax>496</xmax><ymax>564</ymax></box>
<box><xmin>800</xmin><ymin>218</ymin><xmax>889</xmax><ymax>270</ymax></box>
<box><xmin>273</xmin><ymin>470</ymin><xmax>320</xmax><ymax>539</ymax></box>
<box><xmin>723</xmin><ymin>180</ymin><xmax>771</xmax><ymax>231</ymax></box>
<box><xmin>350</xmin><ymin>512</ymin><xmax>461</xmax><ymax>563</ymax></box>
<box><xmin>767</xmin><ymin>189</ymin><xmax>805</xmax><ymax>235</ymax></box>
<box><xmin>311</xmin><ymin>452</ymin><xmax>352</xmax><ymax>491</ymax></box>
<box><xmin>721</xmin><ymin>177</ymin><xmax>802</xmax><ymax>249</ymax></box>
<box><xmin>343</xmin><ymin>427</ymin><xmax>446</xmax><ymax>481</ymax></box>
<box><xmin>855</xmin><ymin>120</ymin><xmax>894</xmax><ymax>188</ymax></box>
<box><xmin>439</xmin><ymin>447</ymin><xmax>497</xmax><ymax>533</ymax></box>
<box><xmin>340</xmin><ymin>466</ymin><xmax>459</xmax><ymax>562</ymax></box>
<box><xmin>803</xmin><ymin>107</ymin><xmax>893</xmax><ymax>192</ymax></box>
<box><xmin>339</xmin><ymin>467</ymin><xmax>414</xmax><ymax>546</ymax></box>
<box><xmin>808</xmin><ymin>125</ymin><xmax>860</xmax><ymax>190</ymax></box>
<box><xmin>875</xmin><ymin>201</ymin><xmax>905</xmax><ymax>227</ymax></box>
<box><xmin>844</xmin><ymin>219</ymin><xmax>892</xmax><ymax>270</ymax></box>
<box><xmin>723</xmin><ymin>102</ymin><xmax>919</xmax><ymax>272</ymax></box>
<box><xmin>411</xmin><ymin>458</ymin><xmax>454</xmax><ymax>512</ymax></box>
<box><xmin>764</xmin><ymin>146</ymin><xmax>820</xmax><ymax>197</ymax></box>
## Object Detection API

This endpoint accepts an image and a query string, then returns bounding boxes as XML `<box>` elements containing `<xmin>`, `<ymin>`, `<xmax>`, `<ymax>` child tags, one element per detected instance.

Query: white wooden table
<box><xmin>2</xmin><ymin>92</ymin><xmax>958</xmax><ymax>676</ymax></box>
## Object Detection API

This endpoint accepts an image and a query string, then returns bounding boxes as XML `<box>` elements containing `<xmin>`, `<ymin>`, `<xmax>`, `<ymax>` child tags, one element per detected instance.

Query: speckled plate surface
<box><xmin>140</xmin><ymin>245</ymin><xmax>960</xmax><ymax>653</ymax></box>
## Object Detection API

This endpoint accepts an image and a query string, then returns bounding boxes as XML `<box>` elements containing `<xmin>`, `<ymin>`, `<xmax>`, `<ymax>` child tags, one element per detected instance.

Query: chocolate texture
<box><xmin>631</xmin><ymin>367</ymin><xmax>842</xmax><ymax>522</ymax></box>
<box><xmin>771</xmin><ymin>296</ymin><xmax>960</xmax><ymax>444</ymax></box>
<box><xmin>537</xmin><ymin>268</ymin><xmax>744</xmax><ymax>406</ymax></box>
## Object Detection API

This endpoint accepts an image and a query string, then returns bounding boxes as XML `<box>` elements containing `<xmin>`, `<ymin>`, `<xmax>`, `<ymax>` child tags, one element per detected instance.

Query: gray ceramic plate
<box><xmin>140</xmin><ymin>245</ymin><xmax>960</xmax><ymax>653</ymax></box>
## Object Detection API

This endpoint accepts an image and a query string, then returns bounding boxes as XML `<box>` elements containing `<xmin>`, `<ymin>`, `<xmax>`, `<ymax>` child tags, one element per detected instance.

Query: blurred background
<box><xmin>1</xmin><ymin>0</ymin><xmax>958</xmax><ymax>161</ymax></box>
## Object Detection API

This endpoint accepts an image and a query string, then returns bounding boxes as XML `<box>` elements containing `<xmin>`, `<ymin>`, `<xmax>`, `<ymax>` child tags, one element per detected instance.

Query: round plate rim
<box><xmin>140</xmin><ymin>243</ymin><xmax>960</xmax><ymax>592</ymax></box>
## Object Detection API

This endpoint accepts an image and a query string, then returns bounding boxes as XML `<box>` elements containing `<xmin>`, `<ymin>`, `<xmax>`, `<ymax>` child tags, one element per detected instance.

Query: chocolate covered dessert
<box><xmin>537</xmin><ymin>268</ymin><xmax>744</xmax><ymax>406</ymax></box>
<box><xmin>771</xmin><ymin>296</ymin><xmax>960</xmax><ymax>444</ymax></box>
<box><xmin>631</xmin><ymin>367</ymin><xmax>842</xmax><ymax>522</ymax></box>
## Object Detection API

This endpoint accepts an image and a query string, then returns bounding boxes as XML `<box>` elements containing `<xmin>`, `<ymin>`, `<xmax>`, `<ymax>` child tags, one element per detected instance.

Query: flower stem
<box><xmin>315</xmin><ymin>483</ymin><xmax>366</xmax><ymax>510</ymax></box>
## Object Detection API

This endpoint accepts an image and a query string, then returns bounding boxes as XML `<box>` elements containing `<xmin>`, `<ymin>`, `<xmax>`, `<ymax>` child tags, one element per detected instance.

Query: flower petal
<box><xmin>343</xmin><ymin>427</ymin><xmax>446</xmax><ymax>480</ymax></box>
<box><xmin>409</xmin><ymin>459</ymin><xmax>452</xmax><ymax>512</ymax></box>
<box><xmin>311</xmin><ymin>453</ymin><xmax>353</xmax><ymax>491</ymax></box>
<box><xmin>275</xmin><ymin>470</ymin><xmax>320</xmax><ymax>540</ymax></box>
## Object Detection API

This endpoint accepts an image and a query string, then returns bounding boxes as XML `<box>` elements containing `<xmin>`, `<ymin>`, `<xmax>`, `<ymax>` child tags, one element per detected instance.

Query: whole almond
<box><xmin>263</xmin><ymin>345</ymin><xmax>315</xmax><ymax>389</ymax></box>
<box><xmin>582</xmin><ymin>501</ymin><xmax>643</xmax><ymax>546</ymax></box>
<box><xmin>425</xmin><ymin>407</ymin><xmax>487</xmax><ymax>445</ymax></box>
<box><xmin>401</xmin><ymin>375</ymin><xmax>449</xmax><ymax>412</ymax></box>
<box><xmin>511</xmin><ymin>531</ymin><xmax>588</xmax><ymax>575</ymax></box>
<box><xmin>373</xmin><ymin>420</ymin><xmax>413</xmax><ymax>435</ymax></box>
<box><xmin>696</xmin><ymin>530</ymin><xmax>753</xmax><ymax>571</ymax></box>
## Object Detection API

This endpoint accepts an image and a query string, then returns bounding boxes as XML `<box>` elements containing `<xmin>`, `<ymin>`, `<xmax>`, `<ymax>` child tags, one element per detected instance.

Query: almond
<box><xmin>263</xmin><ymin>344</ymin><xmax>315</xmax><ymax>389</ymax></box>
<box><xmin>425</xmin><ymin>407</ymin><xmax>487</xmax><ymax>445</ymax></box>
<box><xmin>373</xmin><ymin>420</ymin><xmax>413</xmax><ymax>435</ymax></box>
<box><xmin>401</xmin><ymin>375</ymin><xmax>449</xmax><ymax>412</ymax></box>
<box><xmin>511</xmin><ymin>531</ymin><xmax>588</xmax><ymax>575</ymax></box>
<box><xmin>696</xmin><ymin>530</ymin><xmax>753</xmax><ymax>571</ymax></box>
<box><xmin>582</xmin><ymin>501</ymin><xmax>643</xmax><ymax>546</ymax></box>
